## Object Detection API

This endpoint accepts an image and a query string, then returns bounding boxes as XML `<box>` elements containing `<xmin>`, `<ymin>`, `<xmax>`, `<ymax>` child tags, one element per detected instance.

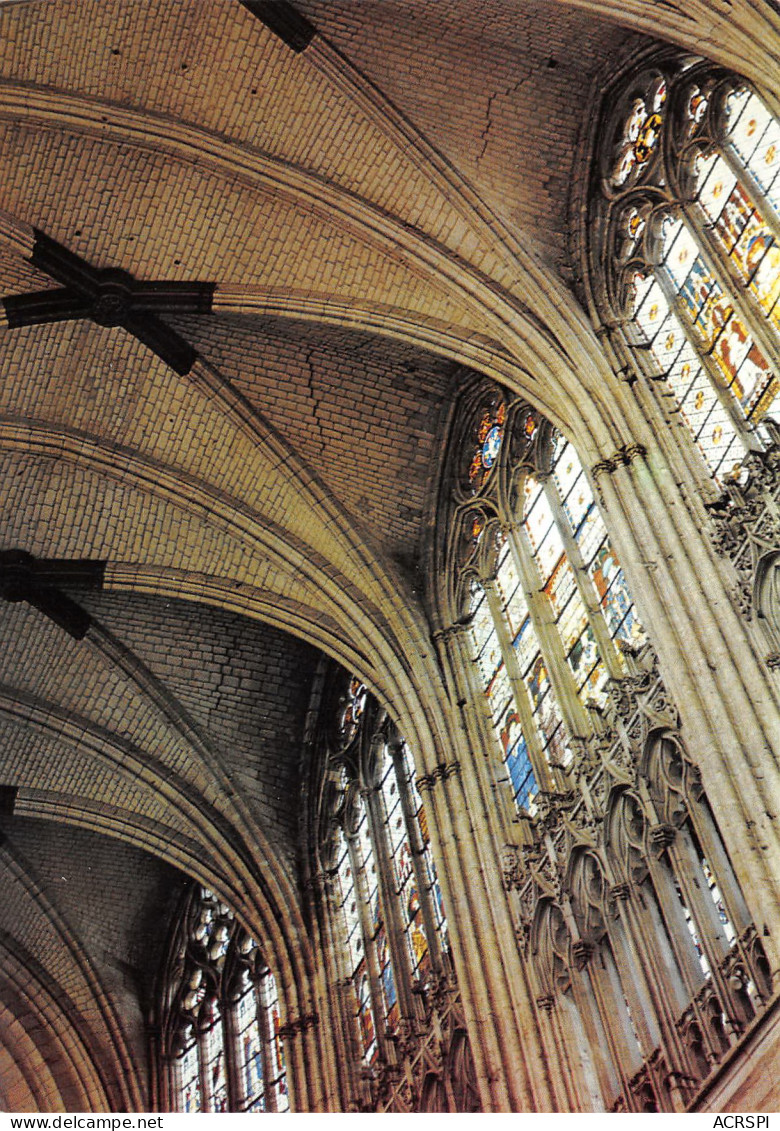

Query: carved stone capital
<box><xmin>610</xmin><ymin>882</ymin><xmax>632</xmax><ymax>902</ymax></box>
<box><xmin>415</xmin><ymin>773</ymin><xmax>436</xmax><ymax>795</ymax></box>
<box><xmin>649</xmin><ymin>823</ymin><xmax>677</xmax><ymax>852</ymax></box>
<box><xmin>591</xmin><ymin>457</ymin><xmax>617</xmax><ymax>480</ymax></box>
<box><xmin>501</xmin><ymin>844</ymin><xmax>524</xmax><ymax>890</ymax></box>
<box><xmin>415</xmin><ymin>760</ymin><xmax>460</xmax><ymax>794</ymax></box>
<box><xmin>572</xmin><ymin>939</ymin><xmax>593</xmax><ymax>970</ymax></box>
<box><xmin>431</xmin><ymin>622</ymin><xmax>470</xmax><ymax>645</ymax></box>
<box><xmin>591</xmin><ymin>443</ymin><xmax>646</xmax><ymax>481</ymax></box>
<box><xmin>301</xmin><ymin>869</ymin><xmax>327</xmax><ymax>894</ymax></box>
<box><xmin>277</xmin><ymin>1011</ymin><xmax>319</xmax><ymax>1040</ymax></box>
<box><xmin>621</xmin><ymin>442</ymin><xmax>647</xmax><ymax>465</ymax></box>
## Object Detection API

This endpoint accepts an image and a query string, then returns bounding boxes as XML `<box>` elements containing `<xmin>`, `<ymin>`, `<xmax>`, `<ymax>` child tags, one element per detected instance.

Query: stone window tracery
<box><xmin>321</xmin><ymin>677</ymin><xmax>449</xmax><ymax>1046</ymax></box>
<box><xmin>315</xmin><ymin>671</ymin><xmax>475</xmax><ymax>1112</ymax></box>
<box><xmin>162</xmin><ymin>886</ymin><xmax>288</xmax><ymax>1113</ymax></box>
<box><xmin>590</xmin><ymin>58</ymin><xmax>780</xmax><ymax>483</ymax></box>
<box><xmin>447</xmin><ymin>390</ymin><xmax>643</xmax><ymax>815</ymax></box>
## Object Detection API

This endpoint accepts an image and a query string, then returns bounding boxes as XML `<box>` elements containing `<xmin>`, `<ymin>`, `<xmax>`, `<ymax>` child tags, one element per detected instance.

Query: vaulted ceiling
<box><xmin>0</xmin><ymin>0</ymin><xmax>775</xmax><ymax>1111</ymax></box>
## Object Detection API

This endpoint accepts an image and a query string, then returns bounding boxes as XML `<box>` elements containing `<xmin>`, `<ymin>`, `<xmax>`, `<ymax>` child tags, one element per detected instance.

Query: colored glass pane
<box><xmin>701</xmin><ymin>856</ymin><xmax>736</xmax><ymax>945</ymax></box>
<box><xmin>471</xmin><ymin>586</ymin><xmax>497</xmax><ymax>667</ymax></box>
<box><xmin>375</xmin><ymin>925</ymin><xmax>399</xmax><ymax>1023</ymax></box>
<box><xmin>575</xmin><ymin>505</ymin><xmax>609</xmax><ymax>567</ymax></box>
<box><xmin>476</xmin><ymin>620</ymin><xmax>502</xmax><ymax>689</ymax></box>
<box><xmin>525</xmin><ymin>658</ymin><xmax>563</xmax><ymax>749</ymax></box>
<box><xmin>204</xmin><ymin>1015</ymin><xmax>228</xmax><ymax>1113</ymax></box>
<box><xmin>694</xmin><ymin>155</ymin><xmax>780</xmax><ymax>388</ymax></box>
<box><xmin>396</xmin><ymin>741</ymin><xmax>449</xmax><ymax>948</ymax></box>
<box><xmin>633</xmin><ymin>273</ymin><xmax>669</xmax><ymax>339</ymax></box>
<box><xmin>343</xmin><ymin>795</ymin><xmax>398</xmax><ymax>1050</ymax></box>
<box><xmin>512</xmin><ymin>613</ymin><xmax>538</xmax><ymax>676</ymax></box>
<box><xmin>467</xmin><ymin>401</ymin><xmax>506</xmax><ymax>492</ymax></box>
<box><xmin>179</xmin><ymin>1043</ymin><xmax>201</xmax><ymax>1114</ymax></box>
<box><xmin>379</xmin><ymin>751</ymin><xmax>430</xmax><ymax>982</ymax></box>
<box><xmin>710</xmin><ymin>314</ymin><xmax>773</xmax><ymax>410</ymax></box>
<box><xmin>696</xmin><ymin>151</ymin><xmax>738</xmax><ymax>224</ymax></box>
<box><xmin>613</xmin><ymin>83</ymin><xmax>780</xmax><ymax>492</ymax></box>
<box><xmin>725</xmin><ymin>88</ymin><xmax>780</xmax><ymax>212</ymax></box>
<box><xmin>487</xmin><ymin>659</ymin><xmax>512</xmax><ymax>729</ymax></box>
<box><xmin>524</xmin><ymin>480</ymin><xmax>556</xmax><ymax>559</ymax></box>
<box><xmin>357</xmin><ymin>973</ymin><xmax>377</xmax><ymax>1064</ymax></box>
<box><xmin>355</xmin><ymin>806</ymin><xmax>381</xmax><ymax>945</ymax></box>
<box><xmin>261</xmin><ymin>979</ymin><xmax>289</xmax><ymax>1110</ymax></box>
<box><xmin>505</xmin><ymin>726</ymin><xmax>536</xmax><ymax>810</ymax></box>
<box><xmin>726</xmin><ymin>201</ymin><xmax>771</xmax><ymax>285</ymax></box>
<box><xmin>496</xmin><ymin>544</ymin><xmax>525</xmax><ymax>636</ymax></box>
<box><xmin>609</xmin><ymin>78</ymin><xmax>666</xmax><ymax>188</ymax></box>
<box><xmin>712</xmin><ymin>180</ymin><xmax>754</xmax><ymax>264</ymax></box>
<box><xmin>552</xmin><ymin>440</ymin><xmax>644</xmax><ymax>690</ymax></box>
<box><xmin>753</xmin><ymin>246</ymin><xmax>780</xmax><ymax>329</ymax></box>
<box><xmin>236</xmin><ymin>989</ymin><xmax>265</xmax><ymax>1111</ymax></box>
<box><xmin>546</xmin><ymin>557</ymin><xmax>581</xmax><ymax>645</ymax></box>
<box><xmin>338</xmin><ymin>677</ymin><xmax>367</xmax><ymax>748</ymax></box>
<box><xmin>673</xmin><ymin>877</ymin><xmax>712</xmax><ymax>981</ymax></box>
<box><xmin>589</xmin><ymin>544</ymin><xmax>640</xmax><ymax>649</ymax></box>
<box><xmin>663</xmin><ymin>218</ymin><xmax>701</xmax><ymax>292</ymax></box>
<box><xmin>631</xmin><ymin>227</ymin><xmax>753</xmax><ymax>481</ymax></box>
<box><xmin>535</xmin><ymin>519</ymin><xmax>565</xmax><ymax>584</ymax></box>
<box><xmin>551</xmin><ymin>439</ymin><xmax>580</xmax><ymax>500</ymax></box>
<box><xmin>558</xmin><ymin>466</ymin><xmax>593</xmax><ymax>535</ymax></box>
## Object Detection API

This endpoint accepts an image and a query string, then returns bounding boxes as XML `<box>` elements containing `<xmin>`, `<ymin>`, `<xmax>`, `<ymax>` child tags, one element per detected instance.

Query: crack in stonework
<box><xmin>477</xmin><ymin>72</ymin><xmax>532</xmax><ymax>165</ymax></box>
<box><xmin>304</xmin><ymin>347</ymin><xmax>327</xmax><ymax>457</ymax></box>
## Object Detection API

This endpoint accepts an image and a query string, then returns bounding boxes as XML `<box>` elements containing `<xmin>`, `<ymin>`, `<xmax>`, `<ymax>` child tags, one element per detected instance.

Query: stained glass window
<box><xmin>236</xmin><ymin>981</ymin><xmax>264</xmax><ymax>1111</ymax></box>
<box><xmin>335</xmin><ymin>815</ymin><xmax>381</xmax><ymax>1064</ymax></box>
<box><xmin>168</xmin><ymin>887</ymin><xmax>288</xmax><ymax>1113</ymax></box>
<box><xmin>464</xmin><ymin>396</ymin><xmax>506</xmax><ymax>494</ymax></box>
<box><xmin>178</xmin><ymin>1040</ymin><xmax>200</xmax><ymax>1114</ymax></box>
<box><xmin>398</xmin><ymin>742</ymin><xmax>449</xmax><ymax>953</ymax></box>
<box><xmin>456</xmin><ymin>396</ymin><xmax>643</xmax><ymax>814</ymax></box>
<box><xmin>324</xmin><ymin>674</ymin><xmax>452</xmax><ymax>1078</ymax></box>
<box><xmin>335</xmin><ymin>828</ymin><xmax>364</xmax><ymax>980</ymax></box>
<box><xmin>593</xmin><ymin>62</ymin><xmax>780</xmax><ymax>482</ymax></box>
<box><xmin>259</xmin><ymin>967</ymin><xmax>289</xmax><ymax>1112</ymax></box>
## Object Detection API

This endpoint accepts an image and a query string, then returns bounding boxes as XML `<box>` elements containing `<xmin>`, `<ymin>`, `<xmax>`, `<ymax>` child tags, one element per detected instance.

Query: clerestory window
<box><xmin>590</xmin><ymin>58</ymin><xmax>780</xmax><ymax>482</ymax></box>
<box><xmin>448</xmin><ymin>390</ymin><xmax>643</xmax><ymax>813</ymax></box>
<box><xmin>164</xmin><ymin>886</ymin><xmax>288</xmax><ymax>1113</ymax></box>
<box><xmin>321</xmin><ymin>675</ymin><xmax>449</xmax><ymax>1066</ymax></box>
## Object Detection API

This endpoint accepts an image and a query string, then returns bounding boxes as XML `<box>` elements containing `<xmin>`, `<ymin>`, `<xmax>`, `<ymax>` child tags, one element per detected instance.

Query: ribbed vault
<box><xmin>0</xmin><ymin>0</ymin><xmax>777</xmax><ymax>1113</ymax></box>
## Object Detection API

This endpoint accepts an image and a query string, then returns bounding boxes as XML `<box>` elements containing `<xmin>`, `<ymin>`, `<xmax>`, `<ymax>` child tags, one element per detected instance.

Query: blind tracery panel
<box><xmin>164</xmin><ymin>887</ymin><xmax>288</xmax><ymax>1113</ymax></box>
<box><xmin>525</xmin><ymin>744</ymin><xmax>771</xmax><ymax>1112</ymax></box>
<box><xmin>592</xmin><ymin>59</ymin><xmax>780</xmax><ymax>482</ymax></box>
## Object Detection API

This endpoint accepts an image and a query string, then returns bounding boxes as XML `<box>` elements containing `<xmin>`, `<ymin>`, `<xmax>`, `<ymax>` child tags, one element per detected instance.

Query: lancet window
<box><xmin>162</xmin><ymin>886</ymin><xmax>288</xmax><ymax>1113</ymax></box>
<box><xmin>590</xmin><ymin>57</ymin><xmax>780</xmax><ymax>482</ymax></box>
<box><xmin>320</xmin><ymin>677</ymin><xmax>449</xmax><ymax>1064</ymax></box>
<box><xmin>445</xmin><ymin>389</ymin><xmax>643</xmax><ymax>813</ymax></box>
<box><xmin>316</xmin><ymin>671</ymin><xmax>476</xmax><ymax>1111</ymax></box>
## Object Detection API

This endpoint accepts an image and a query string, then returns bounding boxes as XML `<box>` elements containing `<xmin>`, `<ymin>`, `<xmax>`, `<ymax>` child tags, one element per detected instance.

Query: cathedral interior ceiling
<box><xmin>0</xmin><ymin>0</ymin><xmax>778</xmax><ymax>1108</ymax></box>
